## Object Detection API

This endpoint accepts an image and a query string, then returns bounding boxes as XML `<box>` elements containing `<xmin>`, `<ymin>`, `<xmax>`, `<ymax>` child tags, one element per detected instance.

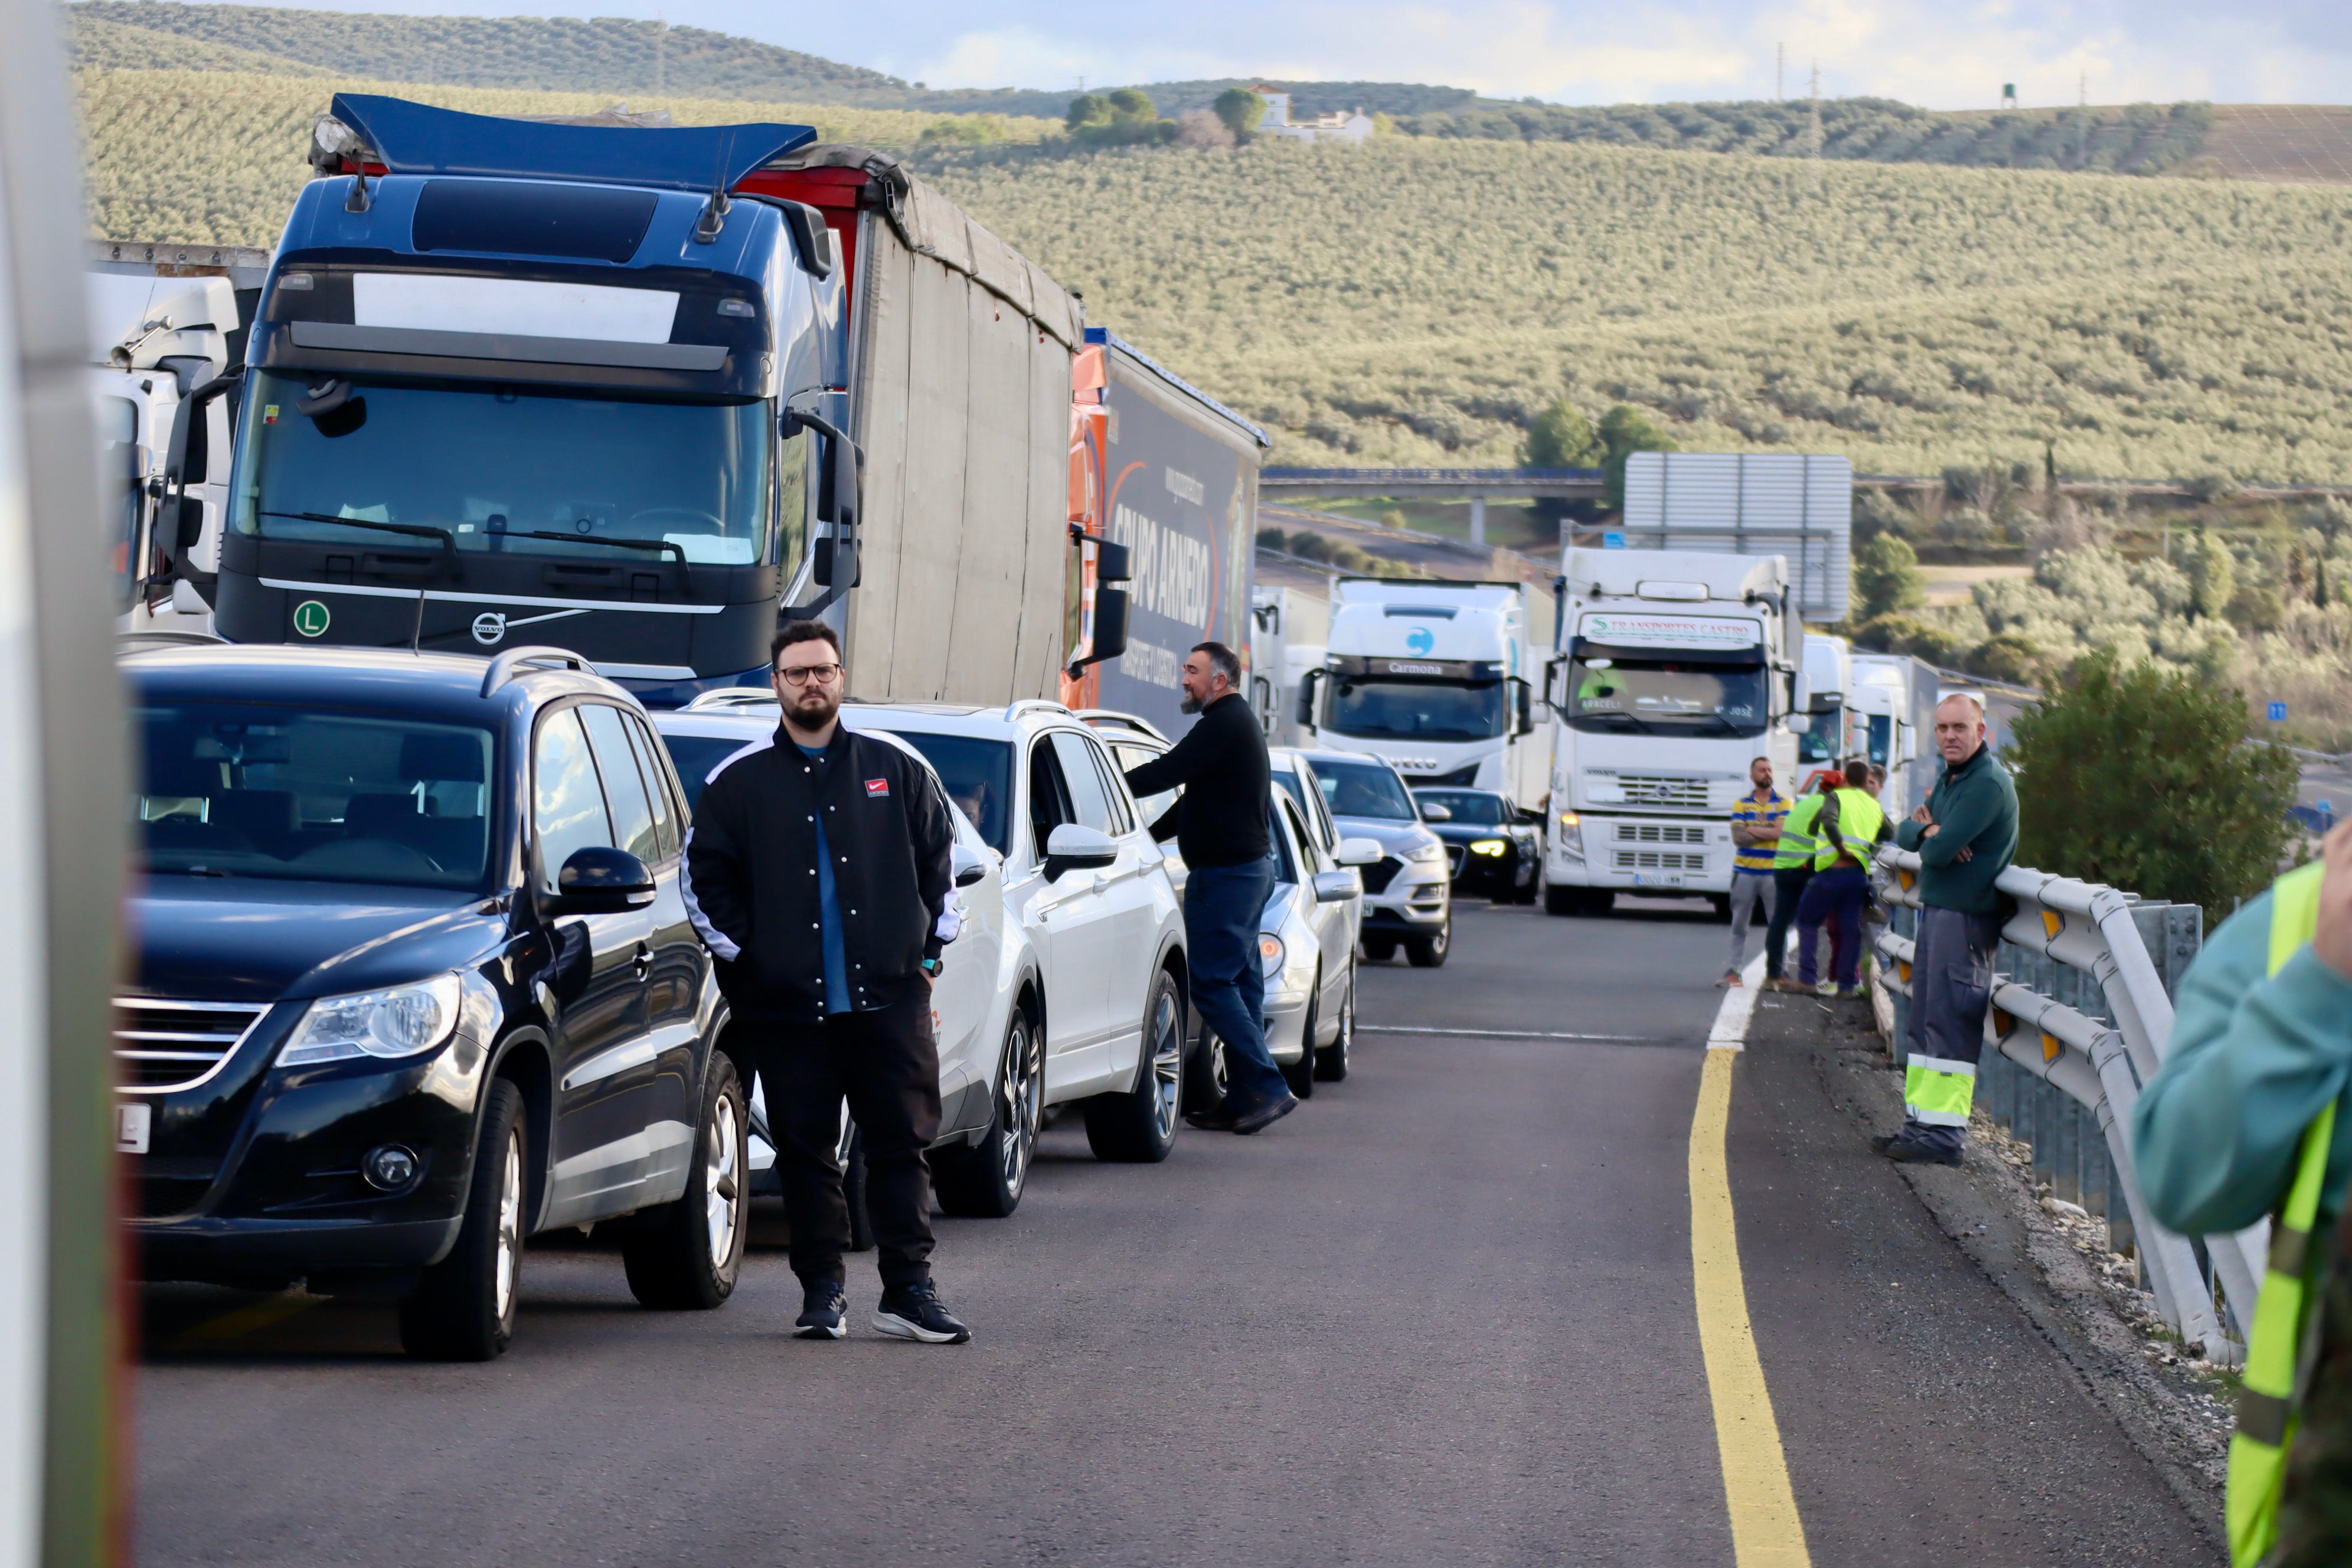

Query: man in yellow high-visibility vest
<box><xmin>2137</xmin><ymin>821</ymin><xmax>2352</xmax><ymax>1566</ymax></box>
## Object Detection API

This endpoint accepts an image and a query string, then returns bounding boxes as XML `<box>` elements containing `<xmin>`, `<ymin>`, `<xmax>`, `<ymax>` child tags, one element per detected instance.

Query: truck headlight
<box><xmin>1259</xmin><ymin>934</ymin><xmax>1286</xmax><ymax>976</ymax></box>
<box><xmin>1556</xmin><ymin>811</ymin><xmax>1585</xmax><ymax>861</ymax></box>
<box><xmin>1404</xmin><ymin>841</ymin><xmax>1446</xmax><ymax>865</ymax></box>
<box><xmin>279</xmin><ymin>974</ymin><xmax>463</xmax><ymax>1066</ymax></box>
<box><xmin>1469</xmin><ymin>839</ymin><xmax>1508</xmax><ymax>857</ymax></box>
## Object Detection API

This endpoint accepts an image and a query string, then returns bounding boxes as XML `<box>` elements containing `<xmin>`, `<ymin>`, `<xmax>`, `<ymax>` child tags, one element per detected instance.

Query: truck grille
<box><xmin>1615</xmin><ymin>775</ymin><xmax>1710</xmax><ymax>809</ymax></box>
<box><xmin>1613</xmin><ymin>822</ymin><xmax>1708</xmax><ymax>845</ymax></box>
<box><xmin>115</xmin><ymin>998</ymin><xmax>267</xmax><ymax>1090</ymax></box>
<box><xmin>1613</xmin><ymin>849</ymin><xmax>1707</xmax><ymax>873</ymax></box>
<box><xmin>1361</xmin><ymin>858</ymin><xmax>1402</xmax><ymax>894</ymax></box>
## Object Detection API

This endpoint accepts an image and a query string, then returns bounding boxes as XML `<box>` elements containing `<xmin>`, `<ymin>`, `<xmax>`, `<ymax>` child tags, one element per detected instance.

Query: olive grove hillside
<box><xmin>912</xmin><ymin>137</ymin><xmax>2352</xmax><ymax>482</ymax></box>
<box><xmin>75</xmin><ymin>69</ymin><xmax>1055</xmax><ymax>243</ymax></box>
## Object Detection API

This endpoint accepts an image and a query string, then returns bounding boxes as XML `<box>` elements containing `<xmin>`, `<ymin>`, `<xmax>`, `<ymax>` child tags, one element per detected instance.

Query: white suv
<box><xmin>658</xmin><ymin>694</ymin><xmax>1190</xmax><ymax>1218</ymax></box>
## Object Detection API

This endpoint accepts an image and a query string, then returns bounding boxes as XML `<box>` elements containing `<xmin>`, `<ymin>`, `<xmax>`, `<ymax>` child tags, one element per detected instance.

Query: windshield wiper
<box><xmin>1576</xmin><ymin>710</ymin><xmax>1654</xmax><ymax>731</ymax></box>
<box><xmin>512</xmin><ymin>531</ymin><xmax>687</xmax><ymax>564</ymax></box>
<box><xmin>258</xmin><ymin>511</ymin><xmax>458</xmax><ymax>576</ymax></box>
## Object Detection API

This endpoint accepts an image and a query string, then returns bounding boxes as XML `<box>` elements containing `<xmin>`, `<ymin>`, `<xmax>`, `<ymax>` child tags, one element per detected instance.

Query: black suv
<box><xmin>122</xmin><ymin>642</ymin><xmax>746</xmax><ymax>1359</ymax></box>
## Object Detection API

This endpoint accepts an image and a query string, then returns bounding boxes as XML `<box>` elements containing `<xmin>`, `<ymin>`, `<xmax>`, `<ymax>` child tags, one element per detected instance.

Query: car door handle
<box><xmin>632</xmin><ymin>942</ymin><xmax>652</xmax><ymax>980</ymax></box>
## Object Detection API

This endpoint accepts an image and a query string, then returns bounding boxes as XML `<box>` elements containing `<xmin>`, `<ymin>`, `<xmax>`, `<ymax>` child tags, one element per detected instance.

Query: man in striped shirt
<box><xmin>1721</xmin><ymin>756</ymin><xmax>1789</xmax><ymax>987</ymax></box>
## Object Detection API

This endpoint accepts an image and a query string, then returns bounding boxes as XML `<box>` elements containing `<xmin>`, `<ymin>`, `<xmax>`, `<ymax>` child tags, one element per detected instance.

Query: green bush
<box><xmin>2008</xmin><ymin>653</ymin><xmax>2298</xmax><ymax>925</ymax></box>
<box><xmin>1067</xmin><ymin>89</ymin><xmax>1167</xmax><ymax>145</ymax></box>
<box><xmin>1853</xmin><ymin>533</ymin><xmax>1926</xmax><ymax>620</ymax></box>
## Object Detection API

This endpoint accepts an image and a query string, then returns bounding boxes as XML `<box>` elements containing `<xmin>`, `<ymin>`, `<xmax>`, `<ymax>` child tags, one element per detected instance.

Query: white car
<box><xmin>1295</xmin><ymin>747</ymin><xmax>1454</xmax><ymax>966</ymax></box>
<box><xmin>1088</xmin><ymin>720</ymin><xmax>1377</xmax><ymax>1102</ymax></box>
<box><xmin>660</xmin><ymin>693</ymin><xmax>1191</xmax><ymax>1215</ymax></box>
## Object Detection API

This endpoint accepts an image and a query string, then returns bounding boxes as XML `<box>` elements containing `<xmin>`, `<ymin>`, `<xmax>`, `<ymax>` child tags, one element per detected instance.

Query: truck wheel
<box><xmin>398</xmin><ymin>1077</ymin><xmax>525</xmax><ymax>1361</ymax></box>
<box><xmin>1361</xmin><ymin>937</ymin><xmax>1398</xmax><ymax>962</ymax></box>
<box><xmin>1583</xmin><ymin>890</ymin><xmax>1617</xmax><ymax>917</ymax></box>
<box><xmin>622</xmin><ymin>1053</ymin><xmax>748</xmax><ymax>1310</ymax></box>
<box><xmin>1544</xmin><ymin>884</ymin><xmax>1577</xmax><ymax>917</ymax></box>
<box><xmin>936</xmin><ymin>1008</ymin><xmax>1043</xmax><ymax>1214</ymax></box>
<box><xmin>1280</xmin><ymin>984</ymin><xmax>1319</xmax><ymax>1100</ymax></box>
<box><xmin>1406</xmin><ymin>914</ymin><xmax>1451</xmax><ymax>968</ymax></box>
<box><xmin>1084</xmin><ymin>970</ymin><xmax>1184</xmax><ymax>1163</ymax></box>
<box><xmin>1314</xmin><ymin>968</ymin><xmax>1354</xmax><ymax>1082</ymax></box>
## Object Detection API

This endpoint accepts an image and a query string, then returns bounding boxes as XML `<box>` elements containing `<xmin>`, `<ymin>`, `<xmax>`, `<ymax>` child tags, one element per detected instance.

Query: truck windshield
<box><xmin>1566</xmin><ymin>655</ymin><xmax>1767</xmax><ymax>736</ymax></box>
<box><xmin>1313</xmin><ymin>759</ymin><xmax>1417</xmax><ymax>822</ymax></box>
<box><xmin>1867</xmin><ymin>714</ymin><xmax>1894</xmax><ymax>765</ymax></box>
<box><xmin>1325</xmin><ymin>677</ymin><xmax>1505</xmax><ymax>742</ymax></box>
<box><xmin>135</xmin><ymin>700</ymin><xmax>496</xmax><ymax>890</ymax></box>
<box><xmin>231</xmin><ymin>371</ymin><xmax>778</xmax><ymax>567</ymax></box>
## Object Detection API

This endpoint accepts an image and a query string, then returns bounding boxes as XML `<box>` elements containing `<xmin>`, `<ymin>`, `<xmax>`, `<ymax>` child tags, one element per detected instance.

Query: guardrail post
<box><xmin>1888</xmin><ymin>900</ymin><xmax>1913</xmax><ymax>1066</ymax></box>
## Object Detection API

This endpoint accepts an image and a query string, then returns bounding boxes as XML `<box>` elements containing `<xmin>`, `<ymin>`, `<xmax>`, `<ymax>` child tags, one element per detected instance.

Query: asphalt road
<box><xmin>134</xmin><ymin>896</ymin><xmax>2211</xmax><ymax>1566</ymax></box>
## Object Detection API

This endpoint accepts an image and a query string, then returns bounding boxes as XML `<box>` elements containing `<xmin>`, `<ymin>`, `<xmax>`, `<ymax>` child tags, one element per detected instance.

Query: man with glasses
<box><xmin>684</xmin><ymin>622</ymin><xmax>969</xmax><ymax>1342</ymax></box>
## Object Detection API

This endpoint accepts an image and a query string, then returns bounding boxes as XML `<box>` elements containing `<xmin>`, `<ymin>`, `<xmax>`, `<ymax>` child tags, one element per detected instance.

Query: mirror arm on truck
<box><xmin>783</xmin><ymin>407</ymin><xmax>862</xmax><ymax>619</ymax></box>
<box><xmin>1064</xmin><ymin>525</ymin><xmax>1132</xmax><ymax>676</ymax></box>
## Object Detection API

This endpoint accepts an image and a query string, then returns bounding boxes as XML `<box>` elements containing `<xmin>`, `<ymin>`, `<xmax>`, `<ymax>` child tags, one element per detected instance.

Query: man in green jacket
<box><xmin>1879</xmin><ymin>692</ymin><xmax>2019</xmax><ymax>1164</ymax></box>
<box><xmin>2137</xmin><ymin>822</ymin><xmax>2352</xmax><ymax>1566</ymax></box>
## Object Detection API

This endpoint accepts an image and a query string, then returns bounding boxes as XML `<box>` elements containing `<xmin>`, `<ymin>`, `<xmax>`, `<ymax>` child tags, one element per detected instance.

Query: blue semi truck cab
<box><xmin>182</xmin><ymin>94</ymin><xmax>854</xmax><ymax>705</ymax></box>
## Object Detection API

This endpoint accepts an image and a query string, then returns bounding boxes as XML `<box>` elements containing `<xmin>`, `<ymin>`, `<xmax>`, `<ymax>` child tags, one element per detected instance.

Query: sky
<box><xmin>215</xmin><ymin>0</ymin><xmax>2352</xmax><ymax>107</ymax></box>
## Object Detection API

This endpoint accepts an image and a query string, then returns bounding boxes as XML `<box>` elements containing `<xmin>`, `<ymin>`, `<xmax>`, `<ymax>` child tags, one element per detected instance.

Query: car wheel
<box><xmin>623</xmin><ymin>1052</ymin><xmax>749</xmax><ymax>1309</ymax></box>
<box><xmin>1314</xmin><ymin>966</ymin><xmax>1353</xmax><ymax>1082</ymax></box>
<box><xmin>398</xmin><ymin>1077</ymin><xmax>525</xmax><ymax>1361</ymax></box>
<box><xmin>1187</xmin><ymin>1020</ymin><xmax>1231</xmax><ymax>1115</ymax></box>
<box><xmin>1281</xmin><ymin>982</ymin><xmax>1319</xmax><ymax>1100</ymax></box>
<box><xmin>1406</xmin><ymin>913</ymin><xmax>1451</xmax><ymax>968</ymax></box>
<box><xmin>1361</xmin><ymin>937</ymin><xmax>1398</xmax><ymax>962</ymax></box>
<box><xmin>936</xmin><ymin>1007</ymin><xmax>1044</xmax><ymax>1214</ymax></box>
<box><xmin>1084</xmin><ymin>969</ymin><xmax>1185</xmax><ymax>1162</ymax></box>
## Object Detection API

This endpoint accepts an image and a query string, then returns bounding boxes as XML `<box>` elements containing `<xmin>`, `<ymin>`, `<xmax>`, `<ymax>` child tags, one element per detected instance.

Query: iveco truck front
<box><xmin>182</xmin><ymin>95</ymin><xmax>850</xmax><ymax>705</ymax></box>
<box><xmin>1543</xmin><ymin>547</ymin><xmax>1798</xmax><ymax>916</ymax></box>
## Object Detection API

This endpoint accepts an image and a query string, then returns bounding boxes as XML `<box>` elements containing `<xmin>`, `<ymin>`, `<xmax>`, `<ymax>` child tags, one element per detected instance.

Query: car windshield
<box><xmin>1415</xmin><ymin>789</ymin><xmax>1504</xmax><ymax>825</ymax></box>
<box><xmin>231</xmin><ymin>371</ymin><xmax>785</xmax><ymax>569</ymax></box>
<box><xmin>1314</xmin><ymin>759</ymin><xmax>1416</xmax><ymax>821</ymax></box>
<box><xmin>865</xmin><ymin>729</ymin><xmax>1015</xmax><ymax>854</ymax></box>
<box><xmin>1325</xmin><ymin>677</ymin><xmax>1505</xmax><ymax>742</ymax></box>
<box><xmin>1566</xmin><ymin>655</ymin><xmax>1768</xmax><ymax>737</ymax></box>
<box><xmin>136</xmin><ymin>700</ymin><xmax>496</xmax><ymax>888</ymax></box>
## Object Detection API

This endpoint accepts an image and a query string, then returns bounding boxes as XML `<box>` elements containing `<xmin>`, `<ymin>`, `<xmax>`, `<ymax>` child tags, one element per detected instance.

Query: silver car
<box><xmin>1293</xmin><ymin>748</ymin><xmax>1454</xmax><ymax>967</ymax></box>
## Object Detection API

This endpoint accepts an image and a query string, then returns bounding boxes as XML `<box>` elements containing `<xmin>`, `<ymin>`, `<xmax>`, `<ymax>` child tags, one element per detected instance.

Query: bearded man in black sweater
<box><xmin>1122</xmin><ymin>642</ymin><xmax>1298</xmax><ymax>1134</ymax></box>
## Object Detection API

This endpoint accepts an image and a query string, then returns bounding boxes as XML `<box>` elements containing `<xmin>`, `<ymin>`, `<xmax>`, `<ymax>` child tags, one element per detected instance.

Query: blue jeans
<box><xmin>1795</xmin><ymin>865</ymin><xmax>1868</xmax><ymax>988</ymax></box>
<box><xmin>1183</xmin><ymin>856</ymin><xmax>1289</xmax><ymax>1105</ymax></box>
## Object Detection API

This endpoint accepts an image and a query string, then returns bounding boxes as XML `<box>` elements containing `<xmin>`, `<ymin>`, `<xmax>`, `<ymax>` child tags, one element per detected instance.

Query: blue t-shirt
<box><xmin>799</xmin><ymin>743</ymin><xmax>852</xmax><ymax>1015</ymax></box>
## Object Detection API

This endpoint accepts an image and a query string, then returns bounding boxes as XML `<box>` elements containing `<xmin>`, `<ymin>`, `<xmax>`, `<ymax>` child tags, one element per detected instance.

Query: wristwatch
<box><xmin>919</xmin><ymin>957</ymin><xmax>943</xmax><ymax>977</ymax></box>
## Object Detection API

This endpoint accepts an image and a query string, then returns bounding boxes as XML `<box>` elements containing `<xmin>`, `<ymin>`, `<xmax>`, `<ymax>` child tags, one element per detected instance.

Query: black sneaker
<box><xmin>873</xmin><ymin>1282</ymin><xmax>971</xmax><ymax>1344</ymax></box>
<box><xmin>1232</xmin><ymin>1093</ymin><xmax>1300</xmax><ymax>1135</ymax></box>
<box><xmin>795</xmin><ymin>1279</ymin><xmax>848</xmax><ymax>1340</ymax></box>
<box><xmin>1883</xmin><ymin>1137</ymin><xmax>1962</xmax><ymax>1167</ymax></box>
<box><xmin>1184</xmin><ymin>1102</ymin><xmax>1240</xmax><ymax>1131</ymax></box>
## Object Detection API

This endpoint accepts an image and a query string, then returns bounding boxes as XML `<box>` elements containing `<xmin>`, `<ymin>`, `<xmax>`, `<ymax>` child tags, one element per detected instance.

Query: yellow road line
<box><xmin>1690</xmin><ymin>1046</ymin><xmax>1811</xmax><ymax>1567</ymax></box>
<box><xmin>163</xmin><ymin>1292</ymin><xmax>317</xmax><ymax>1351</ymax></box>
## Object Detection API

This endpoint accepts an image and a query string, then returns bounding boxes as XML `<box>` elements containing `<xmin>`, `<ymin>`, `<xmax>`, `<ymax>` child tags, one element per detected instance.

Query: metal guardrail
<box><xmin>1871</xmin><ymin>846</ymin><xmax>2260</xmax><ymax>1365</ymax></box>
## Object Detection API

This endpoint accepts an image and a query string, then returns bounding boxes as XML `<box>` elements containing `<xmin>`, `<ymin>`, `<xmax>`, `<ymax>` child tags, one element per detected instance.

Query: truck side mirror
<box><xmin>1295</xmin><ymin>668</ymin><xmax>1322</xmax><ymax>728</ymax></box>
<box><xmin>154</xmin><ymin>368</ymin><xmax>240</xmax><ymax>596</ymax></box>
<box><xmin>812</xmin><ymin>536</ymin><xmax>858</xmax><ymax>587</ymax></box>
<box><xmin>1512</xmin><ymin>677</ymin><xmax>1534</xmax><ymax>737</ymax></box>
<box><xmin>1095</xmin><ymin>539</ymin><xmax>1131</xmax><ymax>584</ymax></box>
<box><xmin>1088</xmin><ymin>586</ymin><xmax>1129</xmax><ymax>665</ymax></box>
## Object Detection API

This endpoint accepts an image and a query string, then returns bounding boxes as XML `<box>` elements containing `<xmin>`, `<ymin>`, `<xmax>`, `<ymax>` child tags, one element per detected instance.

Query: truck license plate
<box><xmin>1631</xmin><ymin>873</ymin><xmax>1685</xmax><ymax>889</ymax></box>
<box><xmin>116</xmin><ymin>1103</ymin><xmax>151</xmax><ymax>1154</ymax></box>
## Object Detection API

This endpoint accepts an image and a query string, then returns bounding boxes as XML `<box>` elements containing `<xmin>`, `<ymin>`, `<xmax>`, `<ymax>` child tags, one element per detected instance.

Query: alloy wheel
<box><xmin>492</xmin><ymin>1126</ymin><xmax>522</xmax><ymax>1325</ymax></box>
<box><xmin>704</xmin><ymin>1092</ymin><xmax>740</xmax><ymax>1269</ymax></box>
<box><xmin>1145</xmin><ymin>986</ymin><xmax>1183</xmax><ymax>1141</ymax></box>
<box><xmin>999</xmin><ymin>1015</ymin><xmax>1043</xmax><ymax>1198</ymax></box>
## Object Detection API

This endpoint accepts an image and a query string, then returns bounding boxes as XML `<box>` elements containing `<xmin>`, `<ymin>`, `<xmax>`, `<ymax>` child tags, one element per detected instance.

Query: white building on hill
<box><xmin>1255</xmin><ymin>89</ymin><xmax>1374</xmax><ymax>144</ymax></box>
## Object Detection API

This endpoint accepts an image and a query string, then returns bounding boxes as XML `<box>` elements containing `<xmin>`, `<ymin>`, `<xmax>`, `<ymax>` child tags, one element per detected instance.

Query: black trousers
<box><xmin>741</xmin><ymin>992</ymin><xmax>941</xmax><ymax>1291</ymax></box>
<box><xmin>1763</xmin><ymin>866</ymin><xmax>1813</xmax><ymax>978</ymax></box>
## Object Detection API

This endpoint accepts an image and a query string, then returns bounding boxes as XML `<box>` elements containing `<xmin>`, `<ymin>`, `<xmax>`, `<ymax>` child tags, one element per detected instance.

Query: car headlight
<box><xmin>1469</xmin><ymin>838</ymin><xmax>1508</xmax><ymax>857</ymax></box>
<box><xmin>1556</xmin><ymin>811</ymin><xmax>1585</xmax><ymax>861</ymax></box>
<box><xmin>1259</xmin><ymin>934</ymin><xmax>1286</xmax><ymax>976</ymax></box>
<box><xmin>1404</xmin><ymin>841</ymin><xmax>1446</xmax><ymax>865</ymax></box>
<box><xmin>279</xmin><ymin>974</ymin><xmax>464</xmax><ymax>1066</ymax></box>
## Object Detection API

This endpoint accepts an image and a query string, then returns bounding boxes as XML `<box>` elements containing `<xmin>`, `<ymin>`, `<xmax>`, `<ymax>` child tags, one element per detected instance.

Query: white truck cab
<box><xmin>1295</xmin><ymin>577</ymin><xmax>1550</xmax><ymax>806</ymax></box>
<box><xmin>1543</xmin><ymin>547</ymin><xmax>1799</xmax><ymax>916</ymax></box>
<box><xmin>1850</xmin><ymin>652</ymin><xmax>1941</xmax><ymax>816</ymax></box>
<box><xmin>1794</xmin><ymin>632</ymin><xmax>1853</xmax><ymax>796</ymax></box>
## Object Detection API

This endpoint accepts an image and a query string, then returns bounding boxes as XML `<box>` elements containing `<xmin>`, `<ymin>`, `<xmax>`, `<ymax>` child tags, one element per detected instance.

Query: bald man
<box><xmin>1879</xmin><ymin>694</ymin><xmax>2019</xmax><ymax>1165</ymax></box>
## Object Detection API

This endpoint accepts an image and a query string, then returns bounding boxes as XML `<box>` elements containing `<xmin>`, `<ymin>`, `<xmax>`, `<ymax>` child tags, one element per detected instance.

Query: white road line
<box><xmin>1707</xmin><ymin>949</ymin><xmax>1772</xmax><ymax>1051</ymax></box>
<box><xmin>1357</xmin><ymin>1026</ymin><xmax>1672</xmax><ymax>1042</ymax></box>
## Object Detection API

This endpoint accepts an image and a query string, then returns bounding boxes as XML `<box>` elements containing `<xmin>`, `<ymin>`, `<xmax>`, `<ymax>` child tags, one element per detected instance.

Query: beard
<box><xmin>787</xmin><ymin>688</ymin><xmax>841</xmax><ymax>730</ymax></box>
<box><xmin>1179</xmin><ymin>690</ymin><xmax>1203</xmax><ymax>715</ymax></box>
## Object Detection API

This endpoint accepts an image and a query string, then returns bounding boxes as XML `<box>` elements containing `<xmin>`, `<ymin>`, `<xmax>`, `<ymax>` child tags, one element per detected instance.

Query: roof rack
<box><xmin>682</xmin><ymin>688</ymin><xmax>782</xmax><ymax>712</ymax></box>
<box><xmin>1072</xmin><ymin>708</ymin><xmax>1170</xmax><ymax>743</ymax></box>
<box><xmin>481</xmin><ymin>646</ymin><xmax>598</xmax><ymax>697</ymax></box>
<box><xmin>1003</xmin><ymin>698</ymin><xmax>1073</xmax><ymax>723</ymax></box>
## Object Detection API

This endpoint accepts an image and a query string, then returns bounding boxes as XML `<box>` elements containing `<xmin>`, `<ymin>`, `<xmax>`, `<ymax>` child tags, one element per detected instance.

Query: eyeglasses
<box><xmin>773</xmin><ymin>662</ymin><xmax>842</xmax><ymax>686</ymax></box>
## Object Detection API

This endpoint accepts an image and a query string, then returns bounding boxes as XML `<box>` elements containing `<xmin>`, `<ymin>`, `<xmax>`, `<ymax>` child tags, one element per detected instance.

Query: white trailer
<box><xmin>1296</xmin><ymin>577</ymin><xmax>1552</xmax><ymax>807</ymax></box>
<box><xmin>1543</xmin><ymin>547</ymin><xmax>1799</xmax><ymax>916</ymax></box>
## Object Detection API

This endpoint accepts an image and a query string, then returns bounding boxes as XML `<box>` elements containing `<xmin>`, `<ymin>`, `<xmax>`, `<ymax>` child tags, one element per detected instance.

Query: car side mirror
<box><xmin>1312</xmin><ymin>868</ymin><xmax>1362</xmax><ymax>903</ymax></box>
<box><xmin>952</xmin><ymin>843</ymin><xmax>989</xmax><ymax>888</ymax></box>
<box><xmin>1334</xmin><ymin>836</ymin><xmax>1382</xmax><ymax>867</ymax></box>
<box><xmin>1418</xmin><ymin>802</ymin><xmax>1452</xmax><ymax>823</ymax></box>
<box><xmin>547</xmin><ymin>845</ymin><xmax>655</xmax><ymax>914</ymax></box>
<box><xmin>1042</xmin><ymin>822</ymin><xmax>1117</xmax><ymax>882</ymax></box>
